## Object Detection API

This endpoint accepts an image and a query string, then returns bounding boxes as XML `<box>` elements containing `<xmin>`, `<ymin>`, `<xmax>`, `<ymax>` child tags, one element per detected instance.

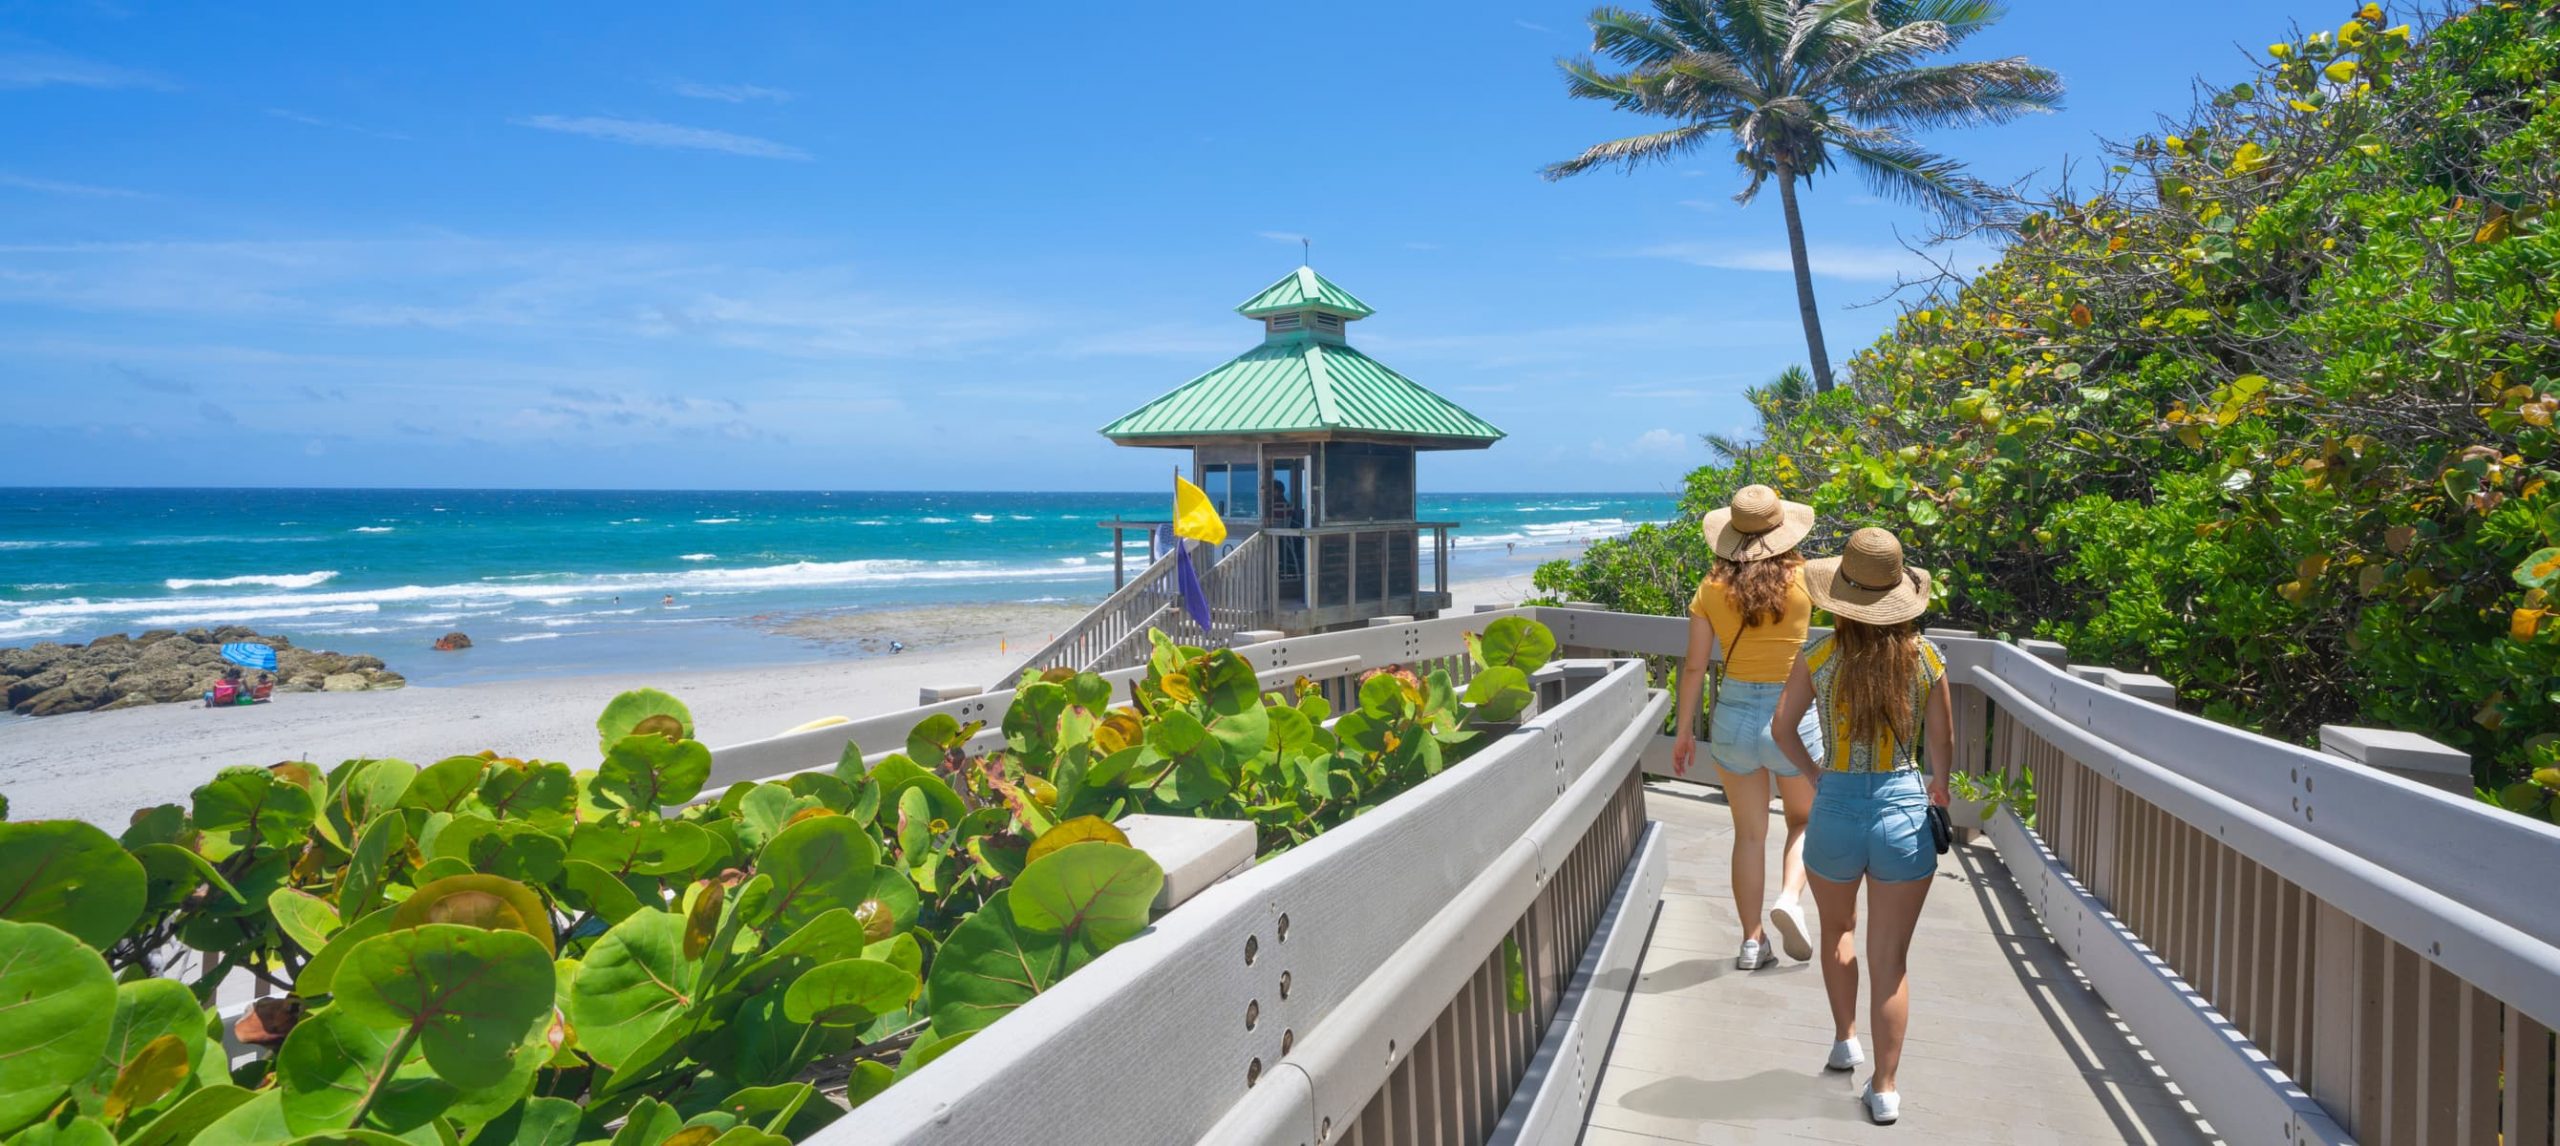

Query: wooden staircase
<box><xmin>991</xmin><ymin>531</ymin><xmax>1272</xmax><ymax>688</ymax></box>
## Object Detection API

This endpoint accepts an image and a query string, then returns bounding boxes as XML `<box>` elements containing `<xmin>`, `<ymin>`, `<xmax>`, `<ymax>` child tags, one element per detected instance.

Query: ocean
<box><xmin>0</xmin><ymin>489</ymin><xmax>1670</xmax><ymax>685</ymax></box>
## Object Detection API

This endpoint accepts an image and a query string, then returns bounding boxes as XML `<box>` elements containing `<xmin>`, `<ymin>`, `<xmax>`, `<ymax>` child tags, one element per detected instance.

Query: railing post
<box><xmin>2317</xmin><ymin>726</ymin><xmax>2472</xmax><ymax>797</ymax></box>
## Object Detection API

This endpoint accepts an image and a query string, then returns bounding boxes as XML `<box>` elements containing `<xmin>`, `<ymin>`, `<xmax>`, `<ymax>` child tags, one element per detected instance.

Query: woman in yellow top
<box><xmin>1671</xmin><ymin>485</ymin><xmax>1824</xmax><ymax>971</ymax></box>
<box><xmin>1773</xmin><ymin>527</ymin><xmax>1953</xmax><ymax>1126</ymax></box>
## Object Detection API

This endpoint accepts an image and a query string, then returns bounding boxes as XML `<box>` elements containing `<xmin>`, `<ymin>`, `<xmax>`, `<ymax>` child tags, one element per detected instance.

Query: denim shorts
<box><xmin>1806</xmin><ymin>769</ymin><xmax>1935</xmax><ymax>883</ymax></box>
<box><xmin>1707</xmin><ymin>677</ymin><xmax>1822</xmax><ymax>778</ymax></box>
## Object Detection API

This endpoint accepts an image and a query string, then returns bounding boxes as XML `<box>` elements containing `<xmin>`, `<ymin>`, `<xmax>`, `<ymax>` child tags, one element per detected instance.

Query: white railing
<box><xmin>702</xmin><ymin>605</ymin><xmax>2560</xmax><ymax>1145</ymax></box>
<box><xmin>1945</xmin><ymin>638</ymin><xmax>2560</xmax><ymax>1146</ymax></box>
<box><xmin>831</xmin><ymin>655</ymin><xmax>1662</xmax><ymax>1144</ymax></box>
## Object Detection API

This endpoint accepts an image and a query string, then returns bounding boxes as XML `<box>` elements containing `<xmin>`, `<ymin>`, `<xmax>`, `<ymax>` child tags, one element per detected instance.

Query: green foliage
<box><xmin>1545</xmin><ymin>2</ymin><xmax>2560</xmax><ymax>804</ymax></box>
<box><xmin>0</xmin><ymin>619</ymin><xmax>1562</xmax><ymax>1141</ymax></box>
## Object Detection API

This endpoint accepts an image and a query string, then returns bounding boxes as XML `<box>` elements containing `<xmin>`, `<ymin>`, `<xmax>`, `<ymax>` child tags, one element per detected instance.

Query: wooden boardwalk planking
<box><xmin>1583</xmin><ymin>781</ymin><xmax>2224</xmax><ymax>1144</ymax></box>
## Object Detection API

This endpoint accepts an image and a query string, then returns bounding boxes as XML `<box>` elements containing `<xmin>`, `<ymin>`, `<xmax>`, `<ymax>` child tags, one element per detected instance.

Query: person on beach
<box><xmin>1772</xmin><ymin>526</ymin><xmax>1953</xmax><ymax>1126</ymax></box>
<box><xmin>1670</xmin><ymin>485</ymin><xmax>1823</xmax><ymax>971</ymax></box>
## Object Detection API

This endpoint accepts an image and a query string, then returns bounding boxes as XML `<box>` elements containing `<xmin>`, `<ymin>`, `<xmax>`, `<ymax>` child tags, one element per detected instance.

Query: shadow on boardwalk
<box><xmin>1582</xmin><ymin>781</ymin><xmax>2225</xmax><ymax>1144</ymax></box>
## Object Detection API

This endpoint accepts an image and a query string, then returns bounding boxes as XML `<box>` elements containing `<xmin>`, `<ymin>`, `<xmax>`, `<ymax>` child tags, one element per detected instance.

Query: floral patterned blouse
<box><xmin>1803</xmin><ymin>635</ymin><xmax>1946</xmax><ymax>773</ymax></box>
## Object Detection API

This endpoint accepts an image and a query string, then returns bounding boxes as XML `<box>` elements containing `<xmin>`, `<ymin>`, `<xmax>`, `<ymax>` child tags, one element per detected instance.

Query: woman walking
<box><xmin>1773</xmin><ymin>526</ymin><xmax>1953</xmax><ymax>1126</ymax></box>
<box><xmin>1670</xmin><ymin>485</ymin><xmax>1824</xmax><ymax>970</ymax></box>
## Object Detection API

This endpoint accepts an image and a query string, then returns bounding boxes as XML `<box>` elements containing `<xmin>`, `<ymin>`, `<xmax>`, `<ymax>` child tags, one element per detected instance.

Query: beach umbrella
<box><xmin>220</xmin><ymin>642</ymin><xmax>278</xmax><ymax>672</ymax></box>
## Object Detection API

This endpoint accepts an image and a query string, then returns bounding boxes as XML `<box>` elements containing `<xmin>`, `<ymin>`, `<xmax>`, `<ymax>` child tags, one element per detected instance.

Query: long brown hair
<box><xmin>1832</xmin><ymin>617</ymin><xmax>1921</xmax><ymax>749</ymax></box>
<box><xmin>1706</xmin><ymin>550</ymin><xmax>1805</xmax><ymax>629</ymax></box>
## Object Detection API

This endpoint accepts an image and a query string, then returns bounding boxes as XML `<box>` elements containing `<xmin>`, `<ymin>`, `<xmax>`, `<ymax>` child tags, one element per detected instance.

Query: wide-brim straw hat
<box><xmin>1804</xmin><ymin>526</ymin><xmax>1933</xmax><ymax>625</ymax></box>
<box><xmin>1700</xmin><ymin>484</ymin><xmax>1816</xmax><ymax>561</ymax></box>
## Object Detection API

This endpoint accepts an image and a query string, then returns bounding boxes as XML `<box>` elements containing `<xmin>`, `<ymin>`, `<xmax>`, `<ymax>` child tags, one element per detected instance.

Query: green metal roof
<box><xmin>1235</xmin><ymin>266</ymin><xmax>1376</xmax><ymax>319</ymax></box>
<box><xmin>1100</xmin><ymin>336</ymin><xmax>1504</xmax><ymax>448</ymax></box>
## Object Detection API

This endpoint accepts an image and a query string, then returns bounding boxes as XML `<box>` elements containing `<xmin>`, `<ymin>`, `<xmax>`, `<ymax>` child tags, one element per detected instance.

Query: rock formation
<box><xmin>0</xmin><ymin>627</ymin><xmax>406</xmax><ymax>717</ymax></box>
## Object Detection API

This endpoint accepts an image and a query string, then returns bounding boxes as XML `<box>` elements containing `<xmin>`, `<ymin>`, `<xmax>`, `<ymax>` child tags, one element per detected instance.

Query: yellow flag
<box><xmin>1173</xmin><ymin>475</ymin><xmax>1228</xmax><ymax>546</ymax></box>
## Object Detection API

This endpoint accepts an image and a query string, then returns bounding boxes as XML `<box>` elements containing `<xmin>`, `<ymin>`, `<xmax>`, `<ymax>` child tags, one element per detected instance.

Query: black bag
<box><xmin>1925</xmin><ymin>804</ymin><xmax>1953</xmax><ymax>855</ymax></box>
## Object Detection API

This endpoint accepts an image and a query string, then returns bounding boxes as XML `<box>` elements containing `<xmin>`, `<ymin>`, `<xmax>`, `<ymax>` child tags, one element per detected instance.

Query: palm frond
<box><xmin>1589</xmin><ymin>7</ymin><xmax>1689</xmax><ymax>67</ymax></box>
<box><xmin>1557</xmin><ymin>59</ymin><xmax>1655</xmax><ymax>113</ymax></box>
<box><xmin>1843</xmin><ymin>58</ymin><xmax>2062</xmax><ymax>129</ymax></box>
<box><xmin>1837</xmin><ymin>137</ymin><xmax>1992</xmax><ymax>220</ymax></box>
<box><xmin>1874</xmin><ymin>0</ymin><xmax>2002</xmax><ymax>44</ymax></box>
<box><xmin>1542</xmin><ymin>121</ymin><xmax>1722</xmax><ymax>179</ymax></box>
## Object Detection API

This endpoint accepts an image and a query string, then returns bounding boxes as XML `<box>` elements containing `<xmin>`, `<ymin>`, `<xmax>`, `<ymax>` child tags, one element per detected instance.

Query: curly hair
<box><xmin>1705</xmin><ymin>550</ymin><xmax>1805</xmax><ymax>629</ymax></box>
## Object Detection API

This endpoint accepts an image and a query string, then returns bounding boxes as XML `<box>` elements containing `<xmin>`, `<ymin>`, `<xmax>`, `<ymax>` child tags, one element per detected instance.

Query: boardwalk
<box><xmin>1584</xmin><ymin>781</ymin><xmax>2223</xmax><ymax>1144</ymax></box>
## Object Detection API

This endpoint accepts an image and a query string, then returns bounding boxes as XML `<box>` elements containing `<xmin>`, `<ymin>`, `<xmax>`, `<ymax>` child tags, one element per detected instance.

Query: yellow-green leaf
<box><xmin>102</xmin><ymin>1034</ymin><xmax>191</xmax><ymax>1124</ymax></box>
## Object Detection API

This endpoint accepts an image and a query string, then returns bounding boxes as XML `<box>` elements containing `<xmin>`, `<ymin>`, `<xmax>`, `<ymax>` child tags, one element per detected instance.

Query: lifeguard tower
<box><xmin>1000</xmin><ymin>266</ymin><xmax>1503</xmax><ymax>681</ymax></box>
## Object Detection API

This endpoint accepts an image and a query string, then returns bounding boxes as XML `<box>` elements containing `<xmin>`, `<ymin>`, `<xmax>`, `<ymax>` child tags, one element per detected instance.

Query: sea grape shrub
<box><xmin>1542</xmin><ymin>2</ymin><xmax>2560</xmax><ymax>807</ymax></box>
<box><xmin>997</xmin><ymin>616</ymin><xmax>1554</xmax><ymax>853</ymax></box>
<box><xmin>0</xmin><ymin>618</ymin><xmax>1564</xmax><ymax>1142</ymax></box>
<box><xmin>0</xmin><ymin>687</ymin><xmax>1162</xmax><ymax>1144</ymax></box>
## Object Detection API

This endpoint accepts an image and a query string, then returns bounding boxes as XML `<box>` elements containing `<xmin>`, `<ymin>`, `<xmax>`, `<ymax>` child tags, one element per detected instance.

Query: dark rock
<box><xmin>65</xmin><ymin>669</ymin><xmax>112</xmax><ymax>702</ymax></box>
<box><xmin>283</xmin><ymin>672</ymin><xmax>324</xmax><ymax>693</ymax></box>
<box><xmin>138</xmin><ymin>637</ymin><xmax>202</xmax><ymax>667</ymax></box>
<box><xmin>9</xmin><ymin>669</ymin><xmax>65</xmax><ymax>705</ymax></box>
<box><xmin>87</xmin><ymin>633</ymin><xmax>133</xmax><ymax>650</ymax></box>
<box><xmin>136</xmin><ymin>629</ymin><xmax>177</xmax><ymax>645</ymax></box>
<box><xmin>21</xmin><ymin>686</ymin><xmax>89</xmax><ymax>717</ymax></box>
<box><xmin>433</xmin><ymin>632</ymin><xmax>473</xmax><ymax>651</ymax></box>
<box><xmin>348</xmin><ymin>654</ymin><xmax>386</xmax><ymax>672</ymax></box>
<box><xmin>212</xmin><ymin>626</ymin><xmax>257</xmax><ymax>642</ymax></box>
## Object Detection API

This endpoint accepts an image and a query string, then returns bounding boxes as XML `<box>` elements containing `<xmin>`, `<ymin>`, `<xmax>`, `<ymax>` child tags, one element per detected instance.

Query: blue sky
<box><xmin>2</xmin><ymin>0</ymin><xmax>2323</xmax><ymax>492</ymax></box>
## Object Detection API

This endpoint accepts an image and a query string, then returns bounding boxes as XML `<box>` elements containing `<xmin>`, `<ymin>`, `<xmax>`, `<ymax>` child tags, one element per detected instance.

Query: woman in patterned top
<box><xmin>1670</xmin><ymin>485</ymin><xmax>1824</xmax><ymax>970</ymax></box>
<box><xmin>1772</xmin><ymin>526</ymin><xmax>1953</xmax><ymax>1127</ymax></box>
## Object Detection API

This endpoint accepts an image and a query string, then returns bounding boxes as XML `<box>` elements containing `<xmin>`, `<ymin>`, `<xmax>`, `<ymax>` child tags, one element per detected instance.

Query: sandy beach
<box><xmin>2</xmin><ymin>580</ymin><xmax>1537</xmax><ymax>827</ymax></box>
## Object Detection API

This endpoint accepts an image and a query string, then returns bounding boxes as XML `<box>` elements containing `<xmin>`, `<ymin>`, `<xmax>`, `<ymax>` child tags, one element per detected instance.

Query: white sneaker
<box><xmin>1862</xmin><ymin>1084</ymin><xmax>1900</xmax><ymax>1124</ymax></box>
<box><xmin>1826</xmin><ymin>1037</ymin><xmax>1864</xmax><ymax>1071</ymax></box>
<box><xmin>1767</xmin><ymin>898</ymin><xmax>1812</xmax><ymax>962</ymax></box>
<box><xmin>1736</xmin><ymin>938</ymin><xmax>1771</xmax><ymax>970</ymax></box>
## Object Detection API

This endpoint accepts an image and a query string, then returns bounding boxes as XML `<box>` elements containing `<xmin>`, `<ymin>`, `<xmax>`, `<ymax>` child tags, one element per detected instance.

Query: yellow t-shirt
<box><xmin>1686</xmin><ymin>569</ymin><xmax>1813</xmax><ymax>684</ymax></box>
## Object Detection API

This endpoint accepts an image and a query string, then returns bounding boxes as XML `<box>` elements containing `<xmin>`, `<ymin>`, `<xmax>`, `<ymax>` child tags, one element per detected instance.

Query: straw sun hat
<box><xmin>1804</xmin><ymin>527</ymin><xmax>1933</xmax><ymax>625</ymax></box>
<box><xmin>1700</xmin><ymin>485</ymin><xmax>1816</xmax><ymax>562</ymax></box>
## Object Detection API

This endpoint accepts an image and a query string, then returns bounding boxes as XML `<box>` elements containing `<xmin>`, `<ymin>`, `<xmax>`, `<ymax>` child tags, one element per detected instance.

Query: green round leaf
<box><xmin>5</xmin><ymin>1115</ymin><xmax>114</xmax><ymax>1146</ymax></box>
<box><xmin>597</xmin><ymin>688</ymin><xmax>695</xmax><ymax>756</ymax></box>
<box><xmin>1476</xmin><ymin>616</ymin><xmax>1557</xmax><ymax>671</ymax></box>
<box><xmin>757</xmin><ymin>817</ymin><xmax>878</xmax><ymax>930</ymax></box>
<box><xmin>191</xmin><ymin>766</ymin><xmax>317</xmax><ymax>847</ymax></box>
<box><xmin>0</xmin><ymin>821</ymin><xmax>147</xmax><ymax>949</ymax></box>
<box><xmin>0</xmin><ymin>919</ymin><xmax>118</xmax><ymax>1134</ymax></box>
<box><xmin>783</xmin><ymin>958</ymin><xmax>918</xmax><ymax>1026</ymax></box>
<box><xmin>568</xmin><ymin>910</ymin><xmax>700</xmax><ymax>1070</ymax></box>
<box><xmin>1009</xmin><ymin>842</ymin><xmax>1162</xmax><ymax>944</ymax></box>
<box><xmin>77</xmin><ymin>978</ymin><xmax>210</xmax><ymax>1117</ymax></box>
<box><xmin>462</xmin><ymin>1097</ymin><xmax>581</xmax><ymax>1146</ymax></box>
<box><xmin>330</xmin><ymin>924</ymin><xmax>554</xmax><ymax>1090</ymax></box>
<box><xmin>295</xmin><ymin>905</ymin><xmax>395</xmax><ymax>997</ymax></box>
<box><xmin>595</xmin><ymin>733</ymin><xmax>713</xmax><ymax>812</ymax></box>
<box><xmin>1462</xmin><ymin>664</ymin><xmax>1534</xmax><ymax>723</ymax></box>
<box><xmin>192</xmin><ymin>1089</ymin><xmax>291</xmax><ymax>1146</ymax></box>
<box><xmin>120</xmin><ymin>1085</ymin><xmax>254</xmax><ymax>1146</ymax></box>
<box><xmin>399</xmin><ymin>757</ymin><xmax>490</xmax><ymax>813</ymax></box>
<box><xmin>391</xmin><ymin>874</ymin><xmax>555</xmax><ymax>958</ymax></box>
<box><xmin>269</xmin><ymin>888</ymin><xmax>342</xmax><ymax>956</ymax></box>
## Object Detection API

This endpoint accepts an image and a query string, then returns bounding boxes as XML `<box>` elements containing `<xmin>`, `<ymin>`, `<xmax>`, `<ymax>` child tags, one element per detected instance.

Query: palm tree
<box><xmin>1703</xmin><ymin>364</ymin><xmax>1813</xmax><ymax>481</ymax></box>
<box><xmin>1544</xmin><ymin>0</ymin><xmax>2061</xmax><ymax>392</ymax></box>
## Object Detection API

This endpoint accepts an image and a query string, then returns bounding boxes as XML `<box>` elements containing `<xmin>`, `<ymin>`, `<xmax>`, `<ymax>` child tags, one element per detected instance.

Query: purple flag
<box><xmin>1175</xmin><ymin>540</ymin><xmax>1213</xmax><ymax>632</ymax></box>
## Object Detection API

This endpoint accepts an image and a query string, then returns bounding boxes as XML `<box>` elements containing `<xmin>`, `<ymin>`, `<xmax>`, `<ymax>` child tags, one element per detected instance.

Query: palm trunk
<box><xmin>1774</xmin><ymin>167</ymin><xmax>1836</xmax><ymax>393</ymax></box>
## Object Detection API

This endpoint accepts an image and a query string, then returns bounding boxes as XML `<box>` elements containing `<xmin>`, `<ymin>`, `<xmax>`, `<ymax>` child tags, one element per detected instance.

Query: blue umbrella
<box><xmin>220</xmin><ymin>643</ymin><xmax>278</xmax><ymax>672</ymax></box>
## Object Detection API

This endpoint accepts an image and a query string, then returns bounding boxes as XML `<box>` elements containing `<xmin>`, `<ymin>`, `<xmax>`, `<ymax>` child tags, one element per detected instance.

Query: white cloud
<box><xmin>267</xmin><ymin>109</ymin><xmax>410</xmax><ymax>141</ymax></box>
<box><xmin>0</xmin><ymin>236</ymin><xmax>1041</xmax><ymax>358</ymax></box>
<box><xmin>671</xmin><ymin>81</ymin><xmax>791</xmax><ymax>104</ymax></box>
<box><xmin>513</xmin><ymin>115</ymin><xmax>810</xmax><ymax>160</ymax></box>
<box><xmin>1635</xmin><ymin>240</ymin><xmax>1985</xmax><ymax>283</ymax></box>
<box><xmin>1587</xmin><ymin>428</ymin><xmax>1691</xmax><ymax>462</ymax></box>
<box><xmin>1514</xmin><ymin>19</ymin><xmax>1552</xmax><ymax>32</ymax></box>
<box><xmin>0</xmin><ymin>50</ymin><xmax>170</xmax><ymax>90</ymax></box>
<box><xmin>0</xmin><ymin>172</ymin><xmax>148</xmax><ymax>198</ymax></box>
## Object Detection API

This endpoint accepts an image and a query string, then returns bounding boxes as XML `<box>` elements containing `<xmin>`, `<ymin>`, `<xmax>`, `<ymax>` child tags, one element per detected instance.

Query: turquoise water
<box><xmin>0</xmin><ymin>489</ymin><xmax>1670</xmax><ymax>684</ymax></box>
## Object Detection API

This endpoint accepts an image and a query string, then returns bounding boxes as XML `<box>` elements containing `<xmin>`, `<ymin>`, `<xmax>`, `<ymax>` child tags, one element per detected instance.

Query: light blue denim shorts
<box><xmin>1806</xmin><ymin>769</ymin><xmax>1935</xmax><ymax>883</ymax></box>
<box><xmin>1707</xmin><ymin>677</ymin><xmax>1822</xmax><ymax>778</ymax></box>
